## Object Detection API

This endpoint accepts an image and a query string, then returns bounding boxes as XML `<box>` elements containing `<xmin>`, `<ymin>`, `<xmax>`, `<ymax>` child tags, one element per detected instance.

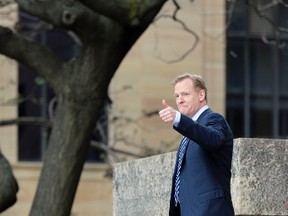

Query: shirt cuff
<box><xmin>173</xmin><ymin>111</ymin><xmax>181</xmax><ymax>126</ymax></box>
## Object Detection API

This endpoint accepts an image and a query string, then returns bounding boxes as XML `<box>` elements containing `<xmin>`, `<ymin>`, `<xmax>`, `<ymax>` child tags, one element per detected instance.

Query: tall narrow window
<box><xmin>18</xmin><ymin>11</ymin><xmax>106</xmax><ymax>162</ymax></box>
<box><xmin>226</xmin><ymin>1</ymin><xmax>288</xmax><ymax>139</ymax></box>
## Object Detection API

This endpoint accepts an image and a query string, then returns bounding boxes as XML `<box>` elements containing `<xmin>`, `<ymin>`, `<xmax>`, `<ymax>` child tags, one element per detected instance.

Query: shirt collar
<box><xmin>192</xmin><ymin>105</ymin><xmax>209</xmax><ymax>121</ymax></box>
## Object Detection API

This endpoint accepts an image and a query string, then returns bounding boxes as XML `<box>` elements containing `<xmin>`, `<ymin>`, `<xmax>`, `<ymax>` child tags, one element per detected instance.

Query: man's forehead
<box><xmin>175</xmin><ymin>79</ymin><xmax>193</xmax><ymax>89</ymax></box>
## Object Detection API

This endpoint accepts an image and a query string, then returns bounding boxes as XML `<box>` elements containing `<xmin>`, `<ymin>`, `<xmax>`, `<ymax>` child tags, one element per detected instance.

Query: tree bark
<box><xmin>29</xmin><ymin>23</ymin><xmax>155</xmax><ymax>215</ymax></box>
<box><xmin>30</xmin><ymin>97</ymin><xmax>102</xmax><ymax>215</ymax></box>
<box><xmin>0</xmin><ymin>152</ymin><xmax>18</xmax><ymax>212</ymax></box>
<box><xmin>0</xmin><ymin>1</ymin><xmax>167</xmax><ymax>215</ymax></box>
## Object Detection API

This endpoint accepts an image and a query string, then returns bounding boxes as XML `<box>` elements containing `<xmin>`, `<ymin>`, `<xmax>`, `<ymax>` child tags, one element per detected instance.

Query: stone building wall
<box><xmin>0</xmin><ymin>1</ymin><xmax>226</xmax><ymax>215</ymax></box>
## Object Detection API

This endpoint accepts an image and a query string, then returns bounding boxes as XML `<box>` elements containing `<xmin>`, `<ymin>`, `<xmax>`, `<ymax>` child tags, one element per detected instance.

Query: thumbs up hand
<box><xmin>162</xmin><ymin>99</ymin><xmax>169</xmax><ymax>108</ymax></box>
<box><xmin>159</xmin><ymin>99</ymin><xmax>177</xmax><ymax>123</ymax></box>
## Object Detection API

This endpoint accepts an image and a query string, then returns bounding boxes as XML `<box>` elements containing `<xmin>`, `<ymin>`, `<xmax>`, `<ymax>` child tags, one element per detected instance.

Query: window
<box><xmin>18</xmin><ymin>12</ymin><xmax>106</xmax><ymax>162</ymax></box>
<box><xmin>226</xmin><ymin>0</ymin><xmax>288</xmax><ymax>138</ymax></box>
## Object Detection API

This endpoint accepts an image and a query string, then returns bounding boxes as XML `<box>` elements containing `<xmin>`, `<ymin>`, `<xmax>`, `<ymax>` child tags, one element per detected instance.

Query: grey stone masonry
<box><xmin>231</xmin><ymin>138</ymin><xmax>288</xmax><ymax>215</ymax></box>
<box><xmin>113</xmin><ymin>138</ymin><xmax>288</xmax><ymax>216</ymax></box>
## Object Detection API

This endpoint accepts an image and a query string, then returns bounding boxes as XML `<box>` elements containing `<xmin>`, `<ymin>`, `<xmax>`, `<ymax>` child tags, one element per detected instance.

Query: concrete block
<box><xmin>231</xmin><ymin>138</ymin><xmax>288</xmax><ymax>215</ymax></box>
<box><xmin>113</xmin><ymin>138</ymin><xmax>288</xmax><ymax>216</ymax></box>
<box><xmin>113</xmin><ymin>152</ymin><xmax>175</xmax><ymax>216</ymax></box>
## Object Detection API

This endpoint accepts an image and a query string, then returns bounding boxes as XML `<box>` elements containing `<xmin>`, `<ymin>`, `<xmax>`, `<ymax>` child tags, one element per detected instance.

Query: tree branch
<box><xmin>0</xmin><ymin>117</ymin><xmax>52</xmax><ymax>127</ymax></box>
<box><xmin>152</xmin><ymin>0</ymin><xmax>199</xmax><ymax>64</ymax></box>
<box><xmin>15</xmin><ymin>0</ymin><xmax>113</xmax><ymax>42</ymax></box>
<box><xmin>246</xmin><ymin>0</ymin><xmax>288</xmax><ymax>47</ymax></box>
<box><xmin>80</xmin><ymin>0</ymin><xmax>168</xmax><ymax>27</ymax></box>
<box><xmin>0</xmin><ymin>0</ymin><xmax>14</xmax><ymax>7</ymax></box>
<box><xmin>0</xmin><ymin>26</ymin><xmax>62</xmax><ymax>93</ymax></box>
<box><xmin>90</xmin><ymin>141</ymin><xmax>144</xmax><ymax>161</ymax></box>
<box><xmin>15</xmin><ymin>0</ymin><xmax>167</xmax><ymax>43</ymax></box>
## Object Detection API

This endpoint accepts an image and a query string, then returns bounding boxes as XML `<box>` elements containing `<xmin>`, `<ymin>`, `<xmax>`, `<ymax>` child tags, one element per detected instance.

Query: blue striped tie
<box><xmin>174</xmin><ymin>137</ymin><xmax>188</xmax><ymax>206</ymax></box>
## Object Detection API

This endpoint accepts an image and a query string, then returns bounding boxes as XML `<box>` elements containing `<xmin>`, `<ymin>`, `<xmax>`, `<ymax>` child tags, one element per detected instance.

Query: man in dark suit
<box><xmin>159</xmin><ymin>73</ymin><xmax>234</xmax><ymax>216</ymax></box>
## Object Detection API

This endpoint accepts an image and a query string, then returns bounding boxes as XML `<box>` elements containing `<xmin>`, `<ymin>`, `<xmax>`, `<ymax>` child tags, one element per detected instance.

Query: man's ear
<box><xmin>199</xmin><ymin>89</ymin><xmax>205</xmax><ymax>101</ymax></box>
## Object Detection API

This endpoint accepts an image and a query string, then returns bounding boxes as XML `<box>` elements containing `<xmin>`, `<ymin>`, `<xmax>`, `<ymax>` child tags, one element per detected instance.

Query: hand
<box><xmin>159</xmin><ymin>99</ymin><xmax>177</xmax><ymax>123</ymax></box>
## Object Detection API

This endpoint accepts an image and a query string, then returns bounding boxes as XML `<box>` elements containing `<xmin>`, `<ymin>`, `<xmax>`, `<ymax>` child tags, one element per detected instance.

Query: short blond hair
<box><xmin>172</xmin><ymin>73</ymin><xmax>207</xmax><ymax>100</ymax></box>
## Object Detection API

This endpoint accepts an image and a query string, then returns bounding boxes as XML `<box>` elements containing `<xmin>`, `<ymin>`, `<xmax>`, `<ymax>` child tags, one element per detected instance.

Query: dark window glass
<box><xmin>18</xmin><ymin>12</ymin><xmax>106</xmax><ymax>162</ymax></box>
<box><xmin>226</xmin><ymin>1</ymin><xmax>288</xmax><ymax>139</ymax></box>
<box><xmin>226</xmin><ymin>39</ymin><xmax>245</xmax><ymax>93</ymax></box>
<box><xmin>250</xmin><ymin>40</ymin><xmax>274</xmax><ymax>96</ymax></box>
<box><xmin>226</xmin><ymin>39</ymin><xmax>245</xmax><ymax>137</ymax></box>
<box><xmin>279</xmin><ymin>4</ymin><xmax>288</xmax><ymax>38</ymax></box>
<box><xmin>18</xmin><ymin>64</ymin><xmax>53</xmax><ymax>161</ymax></box>
<box><xmin>250</xmin><ymin>109</ymin><xmax>272</xmax><ymax>138</ymax></box>
<box><xmin>279</xmin><ymin>46</ymin><xmax>288</xmax><ymax>97</ymax></box>
<box><xmin>226</xmin><ymin>108</ymin><xmax>244</xmax><ymax>139</ymax></box>
<box><xmin>227</xmin><ymin>0</ymin><xmax>247</xmax><ymax>34</ymax></box>
<box><xmin>279</xmin><ymin>110</ymin><xmax>288</xmax><ymax>138</ymax></box>
<box><xmin>248</xmin><ymin>1</ymin><xmax>275</xmax><ymax>38</ymax></box>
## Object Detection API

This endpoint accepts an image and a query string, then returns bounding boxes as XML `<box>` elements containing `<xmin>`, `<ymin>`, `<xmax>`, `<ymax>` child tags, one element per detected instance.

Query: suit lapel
<box><xmin>196</xmin><ymin>108</ymin><xmax>212</xmax><ymax>123</ymax></box>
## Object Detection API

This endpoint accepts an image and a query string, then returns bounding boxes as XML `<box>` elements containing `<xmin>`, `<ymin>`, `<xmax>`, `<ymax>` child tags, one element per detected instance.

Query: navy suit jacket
<box><xmin>169</xmin><ymin>108</ymin><xmax>235</xmax><ymax>216</ymax></box>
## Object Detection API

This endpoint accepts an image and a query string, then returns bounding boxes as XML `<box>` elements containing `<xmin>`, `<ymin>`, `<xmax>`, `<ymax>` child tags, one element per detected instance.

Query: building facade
<box><xmin>2</xmin><ymin>1</ymin><xmax>287</xmax><ymax>215</ymax></box>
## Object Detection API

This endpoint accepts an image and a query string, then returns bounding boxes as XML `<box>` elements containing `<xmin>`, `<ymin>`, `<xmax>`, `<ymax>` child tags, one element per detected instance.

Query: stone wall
<box><xmin>113</xmin><ymin>138</ymin><xmax>288</xmax><ymax>216</ymax></box>
<box><xmin>231</xmin><ymin>138</ymin><xmax>287</xmax><ymax>215</ymax></box>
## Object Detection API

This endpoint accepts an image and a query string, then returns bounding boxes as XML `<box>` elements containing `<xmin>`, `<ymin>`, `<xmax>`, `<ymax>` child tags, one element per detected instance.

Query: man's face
<box><xmin>174</xmin><ymin>78</ymin><xmax>205</xmax><ymax>117</ymax></box>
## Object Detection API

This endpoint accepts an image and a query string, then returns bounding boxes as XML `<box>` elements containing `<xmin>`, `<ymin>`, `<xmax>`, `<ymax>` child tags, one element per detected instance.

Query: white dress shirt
<box><xmin>173</xmin><ymin>105</ymin><xmax>209</xmax><ymax>126</ymax></box>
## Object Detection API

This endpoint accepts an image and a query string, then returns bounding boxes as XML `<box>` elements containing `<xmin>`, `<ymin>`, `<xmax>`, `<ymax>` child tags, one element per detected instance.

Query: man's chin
<box><xmin>179</xmin><ymin>110</ymin><xmax>193</xmax><ymax>117</ymax></box>
<box><xmin>179</xmin><ymin>110</ymin><xmax>188</xmax><ymax>115</ymax></box>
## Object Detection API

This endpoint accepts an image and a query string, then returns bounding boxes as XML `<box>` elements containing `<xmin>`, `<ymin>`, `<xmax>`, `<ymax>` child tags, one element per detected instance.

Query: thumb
<box><xmin>162</xmin><ymin>99</ymin><xmax>169</xmax><ymax>108</ymax></box>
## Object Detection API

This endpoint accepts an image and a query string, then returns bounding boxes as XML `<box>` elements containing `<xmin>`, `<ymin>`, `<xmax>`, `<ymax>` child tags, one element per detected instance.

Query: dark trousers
<box><xmin>175</xmin><ymin>204</ymin><xmax>181</xmax><ymax>216</ymax></box>
<box><xmin>169</xmin><ymin>202</ymin><xmax>181</xmax><ymax>216</ymax></box>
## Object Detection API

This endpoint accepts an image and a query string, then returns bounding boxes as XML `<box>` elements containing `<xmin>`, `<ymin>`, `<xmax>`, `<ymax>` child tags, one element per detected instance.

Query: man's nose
<box><xmin>177</xmin><ymin>96</ymin><xmax>184</xmax><ymax>103</ymax></box>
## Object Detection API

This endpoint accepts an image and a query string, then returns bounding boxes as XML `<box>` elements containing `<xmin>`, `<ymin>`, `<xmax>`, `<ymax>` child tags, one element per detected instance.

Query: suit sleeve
<box><xmin>173</xmin><ymin>112</ymin><xmax>232</xmax><ymax>151</ymax></box>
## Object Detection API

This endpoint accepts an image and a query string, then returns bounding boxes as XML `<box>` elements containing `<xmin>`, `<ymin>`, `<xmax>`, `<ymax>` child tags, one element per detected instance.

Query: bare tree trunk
<box><xmin>29</xmin><ymin>97</ymin><xmax>102</xmax><ymax>216</ymax></box>
<box><xmin>0</xmin><ymin>1</ymin><xmax>167</xmax><ymax>215</ymax></box>
<box><xmin>0</xmin><ymin>152</ymin><xmax>18</xmax><ymax>212</ymax></box>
